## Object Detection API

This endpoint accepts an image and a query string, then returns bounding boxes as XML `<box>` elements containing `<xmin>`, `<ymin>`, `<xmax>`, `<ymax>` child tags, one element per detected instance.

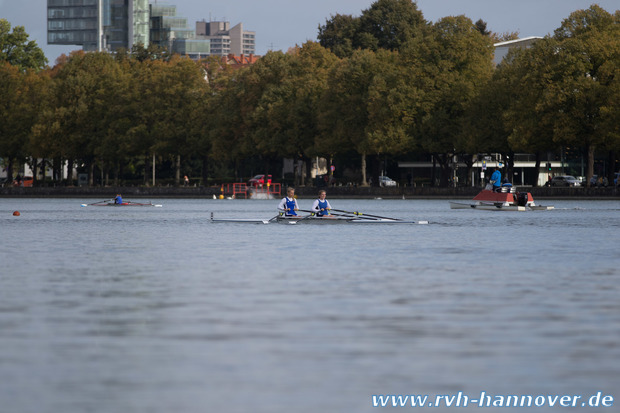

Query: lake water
<box><xmin>1</xmin><ymin>197</ymin><xmax>619</xmax><ymax>412</ymax></box>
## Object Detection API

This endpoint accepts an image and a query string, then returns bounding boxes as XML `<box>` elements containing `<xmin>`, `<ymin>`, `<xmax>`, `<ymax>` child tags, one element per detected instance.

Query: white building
<box><xmin>493</xmin><ymin>36</ymin><xmax>543</xmax><ymax>65</ymax></box>
<box><xmin>195</xmin><ymin>21</ymin><xmax>255</xmax><ymax>56</ymax></box>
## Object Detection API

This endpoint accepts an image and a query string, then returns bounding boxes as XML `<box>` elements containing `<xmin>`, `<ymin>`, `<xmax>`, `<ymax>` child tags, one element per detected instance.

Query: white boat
<box><xmin>210</xmin><ymin>212</ymin><xmax>428</xmax><ymax>225</ymax></box>
<box><xmin>449</xmin><ymin>188</ymin><xmax>553</xmax><ymax>211</ymax></box>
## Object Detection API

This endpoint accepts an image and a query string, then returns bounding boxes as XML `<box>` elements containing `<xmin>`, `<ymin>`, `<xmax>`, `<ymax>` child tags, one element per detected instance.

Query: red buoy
<box><xmin>13</xmin><ymin>211</ymin><xmax>20</xmax><ymax>216</ymax></box>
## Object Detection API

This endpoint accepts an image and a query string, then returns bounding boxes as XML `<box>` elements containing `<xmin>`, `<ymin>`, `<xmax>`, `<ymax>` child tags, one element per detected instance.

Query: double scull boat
<box><xmin>210</xmin><ymin>212</ymin><xmax>429</xmax><ymax>225</ymax></box>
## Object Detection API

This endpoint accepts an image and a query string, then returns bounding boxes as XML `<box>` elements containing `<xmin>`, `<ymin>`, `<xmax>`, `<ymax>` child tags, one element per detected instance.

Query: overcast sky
<box><xmin>1</xmin><ymin>0</ymin><xmax>618</xmax><ymax>65</ymax></box>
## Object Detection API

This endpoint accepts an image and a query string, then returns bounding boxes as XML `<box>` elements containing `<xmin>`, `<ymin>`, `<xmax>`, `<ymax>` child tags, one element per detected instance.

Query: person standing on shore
<box><xmin>278</xmin><ymin>187</ymin><xmax>299</xmax><ymax>216</ymax></box>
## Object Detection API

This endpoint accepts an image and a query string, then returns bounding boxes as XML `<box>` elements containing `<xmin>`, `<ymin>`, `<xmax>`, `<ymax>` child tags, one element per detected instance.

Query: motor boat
<box><xmin>449</xmin><ymin>185</ymin><xmax>553</xmax><ymax>211</ymax></box>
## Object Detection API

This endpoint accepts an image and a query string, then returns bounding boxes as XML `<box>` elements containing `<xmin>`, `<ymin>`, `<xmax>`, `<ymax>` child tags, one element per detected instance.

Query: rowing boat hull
<box><xmin>82</xmin><ymin>202</ymin><xmax>162</xmax><ymax>207</ymax></box>
<box><xmin>210</xmin><ymin>214</ymin><xmax>428</xmax><ymax>224</ymax></box>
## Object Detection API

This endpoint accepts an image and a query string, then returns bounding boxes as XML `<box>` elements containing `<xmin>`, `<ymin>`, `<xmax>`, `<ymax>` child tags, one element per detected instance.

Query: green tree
<box><xmin>500</xmin><ymin>40</ymin><xmax>562</xmax><ymax>185</ymax></box>
<box><xmin>357</xmin><ymin>0</ymin><xmax>427</xmax><ymax>51</ymax></box>
<box><xmin>248</xmin><ymin>42</ymin><xmax>339</xmax><ymax>185</ymax></box>
<box><xmin>550</xmin><ymin>5</ymin><xmax>620</xmax><ymax>185</ymax></box>
<box><xmin>148</xmin><ymin>56</ymin><xmax>210</xmax><ymax>186</ymax></box>
<box><xmin>319</xmin><ymin>48</ymin><xmax>417</xmax><ymax>186</ymax></box>
<box><xmin>317</xmin><ymin>14</ymin><xmax>359</xmax><ymax>59</ymax></box>
<box><xmin>0</xmin><ymin>63</ymin><xmax>48</xmax><ymax>182</ymax></box>
<box><xmin>0</xmin><ymin>19</ymin><xmax>47</xmax><ymax>70</ymax></box>
<box><xmin>40</xmin><ymin>51</ymin><xmax>125</xmax><ymax>185</ymax></box>
<box><xmin>405</xmin><ymin>15</ymin><xmax>494</xmax><ymax>186</ymax></box>
<box><xmin>318</xmin><ymin>0</ymin><xmax>427</xmax><ymax>58</ymax></box>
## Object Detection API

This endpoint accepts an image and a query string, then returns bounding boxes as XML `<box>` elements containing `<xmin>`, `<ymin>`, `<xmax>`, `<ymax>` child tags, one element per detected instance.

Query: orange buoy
<box><xmin>13</xmin><ymin>211</ymin><xmax>20</xmax><ymax>216</ymax></box>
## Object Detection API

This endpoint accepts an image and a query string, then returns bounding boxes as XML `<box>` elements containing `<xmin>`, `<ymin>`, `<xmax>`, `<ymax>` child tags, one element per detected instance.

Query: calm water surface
<box><xmin>1</xmin><ymin>197</ymin><xmax>619</xmax><ymax>412</ymax></box>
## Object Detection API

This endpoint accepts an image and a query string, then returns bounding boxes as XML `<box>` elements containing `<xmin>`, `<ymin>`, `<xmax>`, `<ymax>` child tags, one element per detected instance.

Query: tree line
<box><xmin>1</xmin><ymin>1</ymin><xmax>618</xmax><ymax>187</ymax></box>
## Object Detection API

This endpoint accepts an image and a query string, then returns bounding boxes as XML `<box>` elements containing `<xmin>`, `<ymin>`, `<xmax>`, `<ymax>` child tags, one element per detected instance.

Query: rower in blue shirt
<box><xmin>114</xmin><ymin>194</ymin><xmax>123</xmax><ymax>204</ymax></box>
<box><xmin>277</xmin><ymin>187</ymin><xmax>299</xmax><ymax>216</ymax></box>
<box><xmin>311</xmin><ymin>190</ymin><xmax>332</xmax><ymax>217</ymax></box>
<box><xmin>490</xmin><ymin>166</ymin><xmax>502</xmax><ymax>192</ymax></box>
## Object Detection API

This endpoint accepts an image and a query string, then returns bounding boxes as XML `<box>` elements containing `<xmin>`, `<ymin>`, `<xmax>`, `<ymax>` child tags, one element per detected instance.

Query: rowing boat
<box><xmin>210</xmin><ymin>212</ymin><xmax>428</xmax><ymax>225</ymax></box>
<box><xmin>81</xmin><ymin>201</ymin><xmax>163</xmax><ymax>207</ymax></box>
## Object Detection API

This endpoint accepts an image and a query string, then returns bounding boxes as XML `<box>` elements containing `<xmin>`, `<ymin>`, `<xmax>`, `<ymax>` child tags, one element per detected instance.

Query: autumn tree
<box><xmin>0</xmin><ymin>63</ymin><xmax>48</xmax><ymax>182</ymax></box>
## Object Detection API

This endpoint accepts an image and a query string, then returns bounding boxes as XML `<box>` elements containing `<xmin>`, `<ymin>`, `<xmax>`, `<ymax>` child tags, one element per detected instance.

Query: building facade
<box><xmin>493</xmin><ymin>36</ymin><xmax>542</xmax><ymax>65</ymax></box>
<box><xmin>47</xmin><ymin>1</ymin><xmax>253</xmax><ymax>60</ymax></box>
<box><xmin>47</xmin><ymin>0</ymin><xmax>150</xmax><ymax>51</ymax></box>
<box><xmin>195</xmin><ymin>21</ymin><xmax>255</xmax><ymax>56</ymax></box>
<box><xmin>150</xmin><ymin>3</ymin><xmax>210</xmax><ymax>59</ymax></box>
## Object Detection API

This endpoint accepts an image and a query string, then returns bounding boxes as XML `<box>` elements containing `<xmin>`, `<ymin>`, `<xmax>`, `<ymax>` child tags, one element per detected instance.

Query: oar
<box><xmin>286</xmin><ymin>211</ymin><xmax>316</xmax><ymax>224</ymax></box>
<box><xmin>298</xmin><ymin>208</ymin><xmax>336</xmax><ymax>218</ymax></box>
<box><xmin>265</xmin><ymin>213</ymin><xmax>282</xmax><ymax>224</ymax></box>
<box><xmin>331</xmin><ymin>209</ymin><xmax>400</xmax><ymax>221</ymax></box>
<box><xmin>81</xmin><ymin>199</ymin><xmax>112</xmax><ymax>207</ymax></box>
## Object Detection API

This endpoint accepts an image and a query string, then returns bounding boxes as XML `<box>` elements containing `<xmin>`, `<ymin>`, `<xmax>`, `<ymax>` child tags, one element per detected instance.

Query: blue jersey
<box><xmin>284</xmin><ymin>197</ymin><xmax>297</xmax><ymax>216</ymax></box>
<box><xmin>316</xmin><ymin>199</ymin><xmax>330</xmax><ymax>216</ymax></box>
<box><xmin>491</xmin><ymin>170</ymin><xmax>501</xmax><ymax>188</ymax></box>
<box><xmin>115</xmin><ymin>195</ymin><xmax>123</xmax><ymax>204</ymax></box>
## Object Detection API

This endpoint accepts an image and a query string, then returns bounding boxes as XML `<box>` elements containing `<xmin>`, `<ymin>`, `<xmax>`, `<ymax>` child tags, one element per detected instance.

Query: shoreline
<box><xmin>1</xmin><ymin>186</ymin><xmax>619</xmax><ymax>200</ymax></box>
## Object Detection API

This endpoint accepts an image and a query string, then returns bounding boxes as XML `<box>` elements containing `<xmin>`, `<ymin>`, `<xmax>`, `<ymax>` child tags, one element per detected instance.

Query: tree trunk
<box><xmin>433</xmin><ymin>154</ymin><xmax>451</xmax><ymax>187</ymax></box>
<box><xmin>6</xmin><ymin>158</ymin><xmax>14</xmax><ymax>186</ymax></box>
<box><xmin>586</xmin><ymin>144</ymin><xmax>595</xmax><ymax>187</ymax></box>
<box><xmin>41</xmin><ymin>158</ymin><xmax>47</xmax><ymax>183</ymax></box>
<box><xmin>144</xmin><ymin>154</ymin><xmax>150</xmax><ymax>186</ymax></box>
<box><xmin>607</xmin><ymin>150</ymin><xmax>615</xmax><ymax>185</ymax></box>
<box><xmin>202</xmin><ymin>155</ymin><xmax>209</xmax><ymax>187</ymax></box>
<box><xmin>361</xmin><ymin>153</ymin><xmax>368</xmax><ymax>186</ymax></box>
<box><xmin>370</xmin><ymin>154</ymin><xmax>380</xmax><ymax>187</ymax></box>
<box><xmin>464</xmin><ymin>155</ymin><xmax>473</xmax><ymax>187</ymax></box>
<box><xmin>304</xmin><ymin>156</ymin><xmax>312</xmax><ymax>186</ymax></box>
<box><xmin>114</xmin><ymin>160</ymin><xmax>120</xmax><ymax>187</ymax></box>
<box><xmin>533</xmin><ymin>152</ymin><xmax>542</xmax><ymax>187</ymax></box>
<box><xmin>175</xmin><ymin>154</ymin><xmax>181</xmax><ymax>186</ymax></box>
<box><xmin>53</xmin><ymin>157</ymin><xmax>61</xmax><ymax>182</ymax></box>
<box><xmin>67</xmin><ymin>159</ymin><xmax>74</xmax><ymax>184</ymax></box>
<box><xmin>431</xmin><ymin>155</ymin><xmax>436</xmax><ymax>187</ymax></box>
<box><xmin>89</xmin><ymin>161</ymin><xmax>94</xmax><ymax>186</ymax></box>
<box><xmin>31</xmin><ymin>158</ymin><xmax>39</xmax><ymax>186</ymax></box>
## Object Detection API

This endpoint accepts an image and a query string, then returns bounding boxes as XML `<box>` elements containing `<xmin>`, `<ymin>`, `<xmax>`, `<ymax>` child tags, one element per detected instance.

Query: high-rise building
<box><xmin>195</xmin><ymin>21</ymin><xmax>255</xmax><ymax>56</ymax></box>
<box><xmin>47</xmin><ymin>1</ymin><xmax>253</xmax><ymax>60</ymax></box>
<box><xmin>47</xmin><ymin>0</ymin><xmax>150</xmax><ymax>51</ymax></box>
<box><xmin>149</xmin><ymin>4</ymin><xmax>210</xmax><ymax>60</ymax></box>
<box><xmin>47</xmin><ymin>0</ymin><xmax>100</xmax><ymax>51</ymax></box>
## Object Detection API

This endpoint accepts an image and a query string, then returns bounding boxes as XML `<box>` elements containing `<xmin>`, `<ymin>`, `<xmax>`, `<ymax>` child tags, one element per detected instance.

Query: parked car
<box><xmin>547</xmin><ymin>175</ymin><xmax>581</xmax><ymax>187</ymax></box>
<box><xmin>12</xmin><ymin>176</ymin><xmax>33</xmax><ymax>187</ymax></box>
<box><xmin>379</xmin><ymin>176</ymin><xmax>397</xmax><ymax>187</ymax></box>
<box><xmin>247</xmin><ymin>174</ymin><xmax>272</xmax><ymax>187</ymax></box>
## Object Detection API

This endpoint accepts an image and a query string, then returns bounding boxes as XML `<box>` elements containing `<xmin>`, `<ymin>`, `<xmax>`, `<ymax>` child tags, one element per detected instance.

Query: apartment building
<box><xmin>195</xmin><ymin>21</ymin><xmax>255</xmax><ymax>57</ymax></box>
